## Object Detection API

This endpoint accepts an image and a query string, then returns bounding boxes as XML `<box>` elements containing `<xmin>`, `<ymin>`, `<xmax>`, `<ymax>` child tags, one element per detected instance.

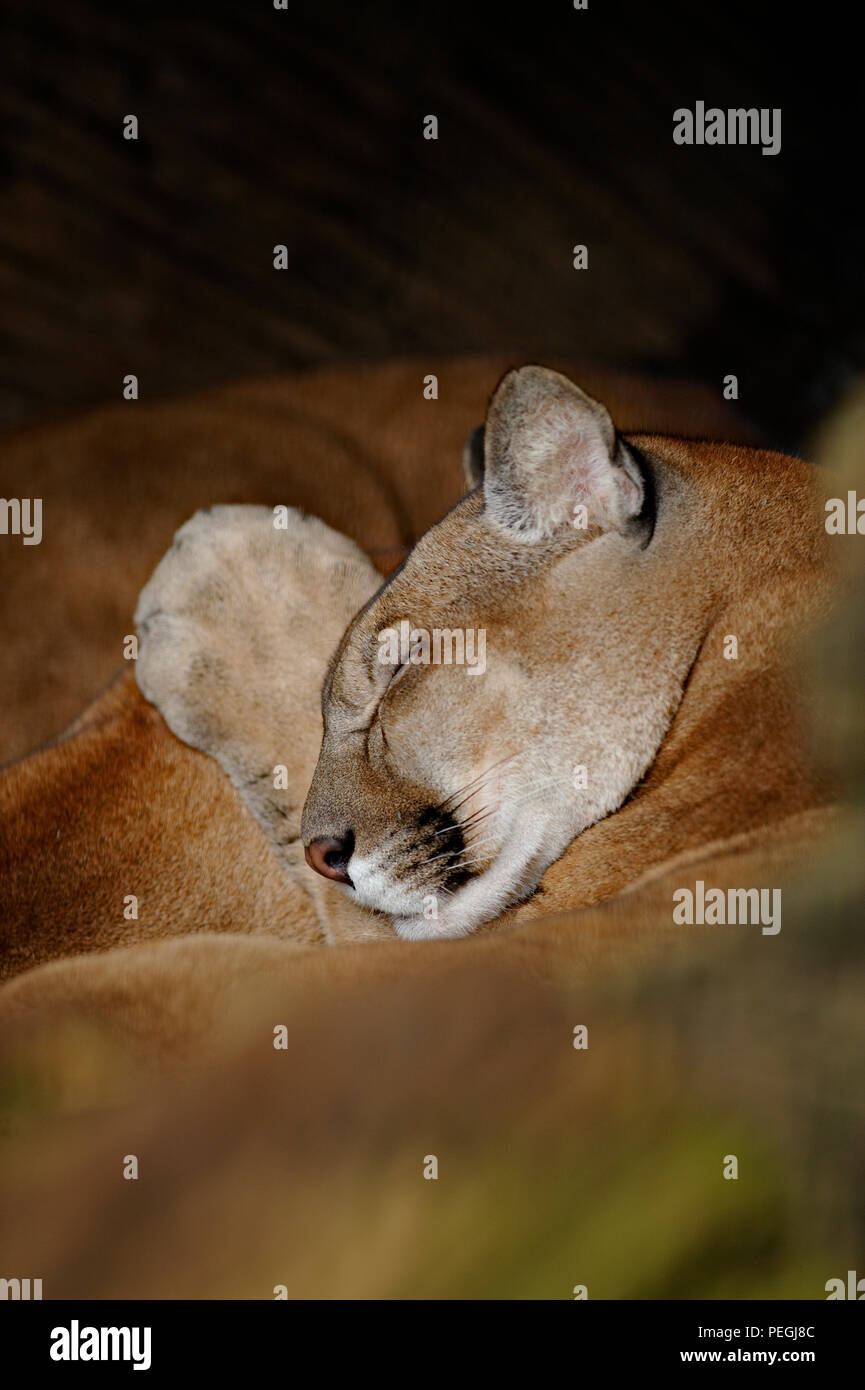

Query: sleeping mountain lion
<box><xmin>129</xmin><ymin>364</ymin><xmax>836</xmax><ymax>948</ymax></box>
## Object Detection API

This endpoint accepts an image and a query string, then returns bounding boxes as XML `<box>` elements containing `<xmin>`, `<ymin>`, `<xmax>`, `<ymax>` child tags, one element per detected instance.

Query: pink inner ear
<box><xmin>484</xmin><ymin>369</ymin><xmax>633</xmax><ymax>538</ymax></box>
<box><xmin>565</xmin><ymin>439</ymin><xmax>620</xmax><ymax>526</ymax></box>
<box><xmin>564</xmin><ymin>428</ymin><xmax>641</xmax><ymax>531</ymax></box>
<box><xmin>618</xmin><ymin>466</ymin><xmax>642</xmax><ymax>514</ymax></box>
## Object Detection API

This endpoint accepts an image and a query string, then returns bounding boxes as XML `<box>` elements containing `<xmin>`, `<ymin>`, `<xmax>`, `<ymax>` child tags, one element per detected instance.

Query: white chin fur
<box><xmin>354</xmin><ymin>821</ymin><xmax>552</xmax><ymax>941</ymax></box>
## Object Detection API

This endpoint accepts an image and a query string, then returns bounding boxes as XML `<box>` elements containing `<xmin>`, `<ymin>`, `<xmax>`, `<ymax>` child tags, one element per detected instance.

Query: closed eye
<box><xmin>366</xmin><ymin>706</ymin><xmax>394</xmax><ymax>769</ymax></box>
<box><xmin>364</xmin><ymin>657</ymin><xmax>415</xmax><ymax>759</ymax></box>
<box><xmin>383</xmin><ymin>659</ymin><xmax>412</xmax><ymax>694</ymax></box>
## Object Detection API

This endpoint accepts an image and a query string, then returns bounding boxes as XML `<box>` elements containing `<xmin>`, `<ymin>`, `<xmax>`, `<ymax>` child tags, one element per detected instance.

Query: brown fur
<box><xmin>1</xmin><ymin>359</ymin><xmax>764</xmax><ymax>979</ymax></box>
<box><xmin>298</xmin><ymin>387</ymin><xmax>834</xmax><ymax>940</ymax></box>
<box><xmin>0</xmin><ymin>365</ymin><xmax>857</xmax><ymax>1304</ymax></box>
<box><xmin>0</xmin><ymin>358</ymin><xmax>756</xmax><ymax>765</ymax></box>
<box><xmin>0</xmin><ymin>360</ymin><xmax>835</xmax><ymax>1009</ymax></box>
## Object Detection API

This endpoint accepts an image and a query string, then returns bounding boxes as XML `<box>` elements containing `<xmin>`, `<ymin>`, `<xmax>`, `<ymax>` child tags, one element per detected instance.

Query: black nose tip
<box><xmin>304</xmin><ymin>833</ymin><xmax>354</xmax><ymax>884</ymax></box>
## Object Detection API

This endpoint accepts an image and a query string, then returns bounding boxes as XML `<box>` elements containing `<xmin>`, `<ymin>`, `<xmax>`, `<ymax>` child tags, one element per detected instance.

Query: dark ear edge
<box><xmin>462</xmin><ymin>424</ymin><xmax>485</xmax><ymax>490</ymax></box>
<box><xmin>622</xmin><ymin>440</ymin><xmax>657</xmax><ymax>549</ymax></box>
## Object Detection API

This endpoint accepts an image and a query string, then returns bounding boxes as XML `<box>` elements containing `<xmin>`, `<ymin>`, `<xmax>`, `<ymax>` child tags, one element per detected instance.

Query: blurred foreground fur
<box><xmin>0</xmin><ymin>391</ymin><xmax>864</xmax><ymax>1299</ymax></box>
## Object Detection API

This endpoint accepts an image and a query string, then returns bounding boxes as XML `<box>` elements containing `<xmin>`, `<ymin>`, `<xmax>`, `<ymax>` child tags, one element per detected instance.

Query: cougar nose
<box><xmin>304</xmin><ymin>833</ymin><xmax>354</xmax><ymax>885</ymax></box>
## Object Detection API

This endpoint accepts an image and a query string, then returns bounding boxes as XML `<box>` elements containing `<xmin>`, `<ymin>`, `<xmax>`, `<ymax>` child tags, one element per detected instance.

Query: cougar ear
<box><xmin>481</xmin><ymin>365</ymin><xmax>646</xmax><ymax>541</ymax></box>
<box><xmin>462</xmin><ymin>424</ymin><xmax>485</xmax><ymax>490</ymax></box>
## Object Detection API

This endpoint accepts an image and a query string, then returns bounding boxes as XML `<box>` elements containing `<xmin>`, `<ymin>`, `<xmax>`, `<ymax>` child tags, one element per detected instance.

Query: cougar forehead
<box><xmin>300</xmin><ymin>364</ymin><xmax>818</xmax><ymax>942</ymax></box>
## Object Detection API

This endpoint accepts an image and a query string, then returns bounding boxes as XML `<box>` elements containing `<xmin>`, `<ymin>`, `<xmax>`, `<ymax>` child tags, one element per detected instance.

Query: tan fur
<box><xmin>0</xmin><ymin>672</ymin><xmax>320</xmax><ymax>977</ymax></box>
<box><xmin>1</xmin><ymin>359</ymin><xmax>766</xmax><ymax>978</ymax></box>
<box><xmin>0</xmin><ymin>357</ymin><xmax>756</xmax><ymax>766</ymax></box>
<box><xmin>0</xmin><ymin>807</ymin><xmax>847</xmax><ymax>1300</ymax></box>
<box><xmin>0</xmin><ymin>365</ymin><xmax>856</xmax><ymax>1303</ymax></box>
<box><xmin>300</xmin><ymin>371</ymin><xmax>834</xmax><ymax>939</ymax></box>
<box><xmin>123</xmin><ymin>368</ymin><xmax>833</xmax><ymax>943</ymax></box>
<box><xmin>0</xmin><ymin>800</ymin><xmax>835</xmax><ymax>1047</ymax></box>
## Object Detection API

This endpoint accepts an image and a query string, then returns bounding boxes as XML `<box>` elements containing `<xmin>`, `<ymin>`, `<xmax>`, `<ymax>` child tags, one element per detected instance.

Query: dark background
<box><xmin>0</xmin><ymin>0</ymin><xmax>861</xmax><ymax>449</ymax></box>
